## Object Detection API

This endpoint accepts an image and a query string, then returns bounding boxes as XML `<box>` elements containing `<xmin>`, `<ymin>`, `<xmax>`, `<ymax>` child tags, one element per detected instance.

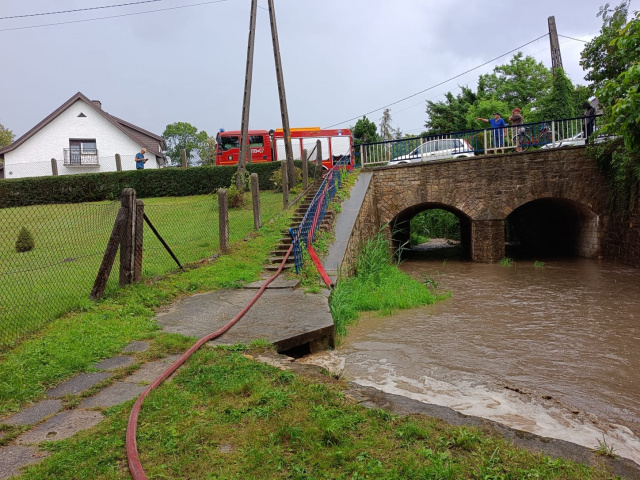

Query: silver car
<box><xmin>541</xmin><ymin>132</ymin><xmax>615</xmax><ymax>149</ymax></box>
<box><xmin>388</xmin><ymin>138</ymin><xmax>475</xmax><ymax>166</ymax></box>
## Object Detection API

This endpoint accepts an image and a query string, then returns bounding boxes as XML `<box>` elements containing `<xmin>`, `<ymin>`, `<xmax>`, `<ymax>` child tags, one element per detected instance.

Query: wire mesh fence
<box><xmin>0</xmin><ymin>186</ymin><xmax>286</xmax><ymax>350</ymax></box>
<box><xmin>0</xmin><ymin>201</ymin><xmax>122</xmax><ymax>348</ymax></box>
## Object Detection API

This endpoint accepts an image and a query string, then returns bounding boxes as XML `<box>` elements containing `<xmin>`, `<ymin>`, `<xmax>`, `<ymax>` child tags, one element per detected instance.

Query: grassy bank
<box><xmin>11</xmin><ymin>344</ymin><xmax>618</xmax><ymax>479</ymax></box>
<box><xmin>329</xmin><ymin>232</ymin><xmax>449</xmax><ymax>337</ymax></box>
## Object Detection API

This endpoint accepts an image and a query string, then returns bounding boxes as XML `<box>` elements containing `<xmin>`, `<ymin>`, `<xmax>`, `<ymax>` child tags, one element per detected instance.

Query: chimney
<box><xmin>92</xmin><ymin>100</ymin><xmax>102</xmax><ymax>110</ymax></box>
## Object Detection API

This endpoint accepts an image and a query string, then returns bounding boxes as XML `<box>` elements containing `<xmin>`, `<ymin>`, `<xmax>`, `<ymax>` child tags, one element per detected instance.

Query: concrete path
<box><xmin>156</xmin><ymin>280</ymin><xmax>334</xmax><ymax>354</ymax></box>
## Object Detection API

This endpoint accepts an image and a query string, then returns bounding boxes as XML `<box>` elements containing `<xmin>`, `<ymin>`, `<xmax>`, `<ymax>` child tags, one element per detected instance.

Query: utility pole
<box><xmin>548</xmin><ymin>16</ymin><xmax>563</xmax><ymax>75</ymax></box>
<box><xmin>268</xmin><ymin>0</ymin><xmax>295</xmax><ymax>189</ymax></box>
<box><xmin>238</xmin><ymin>0</ymin><xmax>259</xmax><ymax>179</ymax></box>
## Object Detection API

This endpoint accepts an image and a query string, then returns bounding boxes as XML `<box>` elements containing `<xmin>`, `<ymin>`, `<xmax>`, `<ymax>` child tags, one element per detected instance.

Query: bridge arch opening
<box><xmin>506</xmin><ymin>197</ymin><xmax>599</xmax><ymax>258</ymax></box>
<box><xmin>390</xmin><ymin>203</ymin><xmax>472</xmax><ymax>259</ymax></box>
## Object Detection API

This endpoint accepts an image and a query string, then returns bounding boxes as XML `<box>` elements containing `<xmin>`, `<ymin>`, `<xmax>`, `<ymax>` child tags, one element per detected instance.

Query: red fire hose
<box><xmin>126</xmin><ymin>180</ymin><xmax>338</xmax><ymax>478</ymax></box>
<box><xmin>126</xmin><ymin>245</ymin><xmax>293</xmax><ymax>480</ymax></box>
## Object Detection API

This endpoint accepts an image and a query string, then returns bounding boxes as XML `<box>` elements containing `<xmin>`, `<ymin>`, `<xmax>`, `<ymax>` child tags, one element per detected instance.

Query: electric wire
<box><xmin>323</xmin><ymin>33</ymin><xmax>549</xmax><ymax>129</ymax></box>
<box><xmin>558</xmin><ymin>34</ymin><xmax>590</xmax><ymax>43</ymax></box>
<box><xmin>0</xmin><ymin>0</ymin><xmax>163</xmax><ymax>21</ymax></box>
<box><xmin>0</xmin><ymin>0</ymin><xmax>228</xmax><ymax>32</ymax></box>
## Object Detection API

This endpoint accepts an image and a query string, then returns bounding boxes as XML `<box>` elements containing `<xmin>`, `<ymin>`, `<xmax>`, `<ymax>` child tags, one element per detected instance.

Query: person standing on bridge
<box><xmin>509</xmin><ymin>108</ymin><xmax>524</xmax><ymax>152</ymax></box>
<box><xmin>476</xmin><ymin>113</ymin><xmax>507</xmax><ymax>154</ymax></box>
<box><xmin>582</xmin><ymin>101</ymin><xmax>596</xmax><ymax>143</ymax></box>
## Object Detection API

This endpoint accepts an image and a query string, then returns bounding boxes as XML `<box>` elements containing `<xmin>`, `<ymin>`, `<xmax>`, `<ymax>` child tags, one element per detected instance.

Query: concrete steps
<box><xmin>265</xmin><ymin>179</ymin><xmax>332</xmax><ymax>273</ymax></box>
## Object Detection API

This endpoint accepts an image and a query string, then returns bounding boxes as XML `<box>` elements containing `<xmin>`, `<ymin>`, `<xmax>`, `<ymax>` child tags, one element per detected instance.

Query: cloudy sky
<box><xmin>1</xmin><ymin>0</ymin><xmax>636</xmax><ymax>140</ymax></box>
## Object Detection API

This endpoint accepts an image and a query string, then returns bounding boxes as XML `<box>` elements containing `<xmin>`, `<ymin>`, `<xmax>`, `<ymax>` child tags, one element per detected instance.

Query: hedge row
<box><xmin>0</xmin><ymin>162</ymin><xmax>318</xmax><ymax>207</ymax></box>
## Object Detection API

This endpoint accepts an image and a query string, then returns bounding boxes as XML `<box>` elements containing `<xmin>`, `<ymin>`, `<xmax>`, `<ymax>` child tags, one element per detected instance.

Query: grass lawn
<box><xmin>0</xmin><ymin>191</ymin><xmax>283</xmax><ymax>349</ymax></box>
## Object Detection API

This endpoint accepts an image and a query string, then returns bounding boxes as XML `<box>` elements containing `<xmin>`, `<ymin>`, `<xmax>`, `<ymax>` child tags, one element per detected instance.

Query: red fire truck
<box><xmin>215</xmin><ymin>127</ymin><xmax>354</xmax><ymax>170</ymax></box>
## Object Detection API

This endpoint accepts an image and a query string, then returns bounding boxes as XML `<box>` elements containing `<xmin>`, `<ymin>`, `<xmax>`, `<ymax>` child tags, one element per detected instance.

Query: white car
<box><xmin>388</xmin><ymin>138</ymin><xmax>475</xmax><ymax>166</ymax></box>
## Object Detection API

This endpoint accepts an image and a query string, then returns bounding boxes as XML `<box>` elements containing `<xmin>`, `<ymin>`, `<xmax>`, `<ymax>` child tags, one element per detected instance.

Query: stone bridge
<box><xmin>344</xmin><ymin>147</ymin><xmax>617</xmax><ymax>266</ymax></box>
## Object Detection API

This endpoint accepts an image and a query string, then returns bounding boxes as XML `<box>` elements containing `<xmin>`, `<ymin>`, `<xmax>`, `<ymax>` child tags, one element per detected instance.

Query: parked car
<box><xmin>388</xmin><ymin>138</ymin><xmax>475</xmax><ymax>166</ymax></box>
<box><xmin>540</xmin><ymin>132</ymin><xmax>616</xmax><ymax>149</ymax></box>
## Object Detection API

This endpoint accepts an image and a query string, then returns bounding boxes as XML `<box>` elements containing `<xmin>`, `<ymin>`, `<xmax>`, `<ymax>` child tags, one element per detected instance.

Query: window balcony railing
<box><xmin>63</xmin><ymin>148</ymin><xmax>99</xmax><ymax>166</ymax></box>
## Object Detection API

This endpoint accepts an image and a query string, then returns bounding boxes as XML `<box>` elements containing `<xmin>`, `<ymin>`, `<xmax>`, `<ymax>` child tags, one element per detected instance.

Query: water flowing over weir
<box><xmin>311</xmin><ymin>253</ymin><xmax>640</xmax><ymax>464</ymax></box>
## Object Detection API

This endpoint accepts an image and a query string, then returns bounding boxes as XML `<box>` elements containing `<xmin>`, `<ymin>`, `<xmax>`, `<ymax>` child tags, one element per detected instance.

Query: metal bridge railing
<box><xmin>289</xmin><ymin>155</ymin><xmax>350</xmax><ymax>273</ymax></box>
<box><xmin>360</xmin><ymin>115</ymin><xmax>608</xmax><ymax>167</ymax></box>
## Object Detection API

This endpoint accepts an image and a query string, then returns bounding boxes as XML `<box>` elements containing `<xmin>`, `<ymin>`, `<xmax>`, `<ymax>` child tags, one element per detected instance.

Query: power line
<box><xmin>558</xmin><ymin>34</ymin><xmax>590</xmax><ymax>43</ymax></box>
<box><xmin>0</xmin><ymin>0</ymin><xmax>163</xmax><ymax>21</ymax></box>
<box><xmin>0</xmin><ymin>0</ymin><xmax>228</xmax><ymax>32</ymax></box>
<box><xmin>323</xmin><ymin>33</ymin><xmax>549</xmax><ymax>129</ymax></box>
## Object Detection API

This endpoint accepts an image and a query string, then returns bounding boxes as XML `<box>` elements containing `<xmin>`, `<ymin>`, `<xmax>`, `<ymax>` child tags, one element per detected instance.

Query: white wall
<box><xmin>3</xmin><ymin>99</ymin><xmax>160</xmax><ymax>179</ymax></box>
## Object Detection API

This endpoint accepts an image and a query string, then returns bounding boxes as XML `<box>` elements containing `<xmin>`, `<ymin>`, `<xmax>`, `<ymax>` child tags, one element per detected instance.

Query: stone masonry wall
<box><xmin>602</xmin><ymin>194</ymin><xmax>640</xmax><ymax>268</ymax></box>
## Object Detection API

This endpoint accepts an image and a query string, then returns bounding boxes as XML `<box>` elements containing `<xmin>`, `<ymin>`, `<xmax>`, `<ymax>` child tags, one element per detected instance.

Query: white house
<box><xmin>0</xmin><ymin>92</ymin><xmax>166</xmax><ymax>179</ymax></box>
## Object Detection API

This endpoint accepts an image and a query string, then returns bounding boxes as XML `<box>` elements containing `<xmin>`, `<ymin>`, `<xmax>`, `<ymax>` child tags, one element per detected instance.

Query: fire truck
<box><xmin>214</xmin><ymin>127</ymin><xmax>354</xmax><ymax>170</ymax></box>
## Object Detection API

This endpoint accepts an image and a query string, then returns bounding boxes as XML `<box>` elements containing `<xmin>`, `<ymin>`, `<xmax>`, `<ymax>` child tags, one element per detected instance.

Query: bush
<box><xmin>0</xmin><ymin>162</ymin><xmax>317</xmax><ymax>208</ymax></box>
<box><xmin>227</xmin><ymin>184</ymin><xmax>246</xmax><ymax>208</ymax></box>
<box><xmin>15</xmin><ymin>226</ymin><xmax>35</xmax><ymax>253</ymax></box>
<box><xmin>270</xmin><ymin>166</ymin><xmax>302</xmax><ymax>192</ymax></box>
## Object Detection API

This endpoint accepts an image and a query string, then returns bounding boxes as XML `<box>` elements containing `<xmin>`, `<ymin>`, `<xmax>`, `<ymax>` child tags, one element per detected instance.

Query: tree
<box><xmin>162</xmin><ymin>122</ymin><xmax>209</xmax><ymax>166</ymax></box>
<box><xmin>352</xmin><ymin>116</ymin><xmax>380</xmax><ymax>144</ymax></box>
<box><xmin>465</xmin><ymin>98</ymin><xmax>510</xmax><ymax>130</ymax></box>
<box><xmin>425</xmin><ymin>86</ymin><xmax>477</xmax><ymax>134</ymax></box>
<box><xmin>477</xmin><ymin>52</ymin><xmax>553</xmax><ymax>108</ymax></box>
<box><xmin>580</xmin><ymin>1</ymin><xmax>631</xmax><ymax>95</ymax></box>
<box><xmin>379</xmin><ymin>108</ymin><xmax>402</xmax><ymax>141</ymax></box>
<box><xmin>597</xmin><ymin>11</ymin><xmax>640</xmax><ymax>152</ymax></box>
<box><xmin>199</xmin><ymin>136</ymin><xmax>217</xmax><ymax>166</ymax></box>
<box><xmin>423</xmin><ymin>54</ymin><xmax>553</xmax><ymax>134</ymax></box>
<box><xmin>0</xmin><ymin>122</ymin><xmax>14</xmax><ymax>148</ymax></box>
<box><xmin>537</xmin><ymin>68</ymin><xmax>578</xmax><ymax>121</ymax></box>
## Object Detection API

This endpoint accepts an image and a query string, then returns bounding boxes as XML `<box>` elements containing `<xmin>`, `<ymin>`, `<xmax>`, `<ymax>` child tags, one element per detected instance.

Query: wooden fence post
<box><xmin>90</xmin><ymin>207</ymin><xmax>127</xmax><ymax>300</ymax></box>
<box><xmin>134</xmin><ymin>199</ymin><xmax>144</xmax><ymax>281</ymax></box>
<box><xmin>218</xmin><ymin>188</ymin><xmax>230</xmax><ymax>254</ymax></box>
<box><xmin>181</xmin><ymin>149</ymin><xmax>187</xmax><ymax>168</ymax></box>
<box><xmin>51</xmin><ymin>158</ymin><xmax>58</xmax><ymax>176</ymax></box>
<box><xmin>281</xmin><ymin>158</ymin><xmax>289</xmax><ymax>208</ymax></box>
<box><xmin>115</xmin><ymin>153</ymin><xmax>122</xmax><ymax>172</ymax></box>
<box><xmin>316</xmin><ymin>139</ymin><xmax>322</xmax><ymax>170</ymax></box>
<box><xmin>119</xmin><ymin>188</ymin><xmax>136</xmax><ymax>286</ymax></box>
<box><xmin>302</xmin><ymin>148</ymin><xmax>308</xmax><ymax>190</ymax></box>
<box><xmin>251</xmin><ymin>173</ymin><xmax>261</xmax><ymax>230</ymax></box>
<box><xmin>287</xmin><ymin>157</ymin><xmax>295</xmax><ymax>190</ymax></box>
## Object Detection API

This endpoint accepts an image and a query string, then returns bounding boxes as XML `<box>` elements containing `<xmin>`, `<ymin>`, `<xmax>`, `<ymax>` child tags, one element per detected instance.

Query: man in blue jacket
<box><xmin>135</xmin><ymin>148</ymin><xmax>147</xmax><ymax>169</ymax></box>
<box><xmin>476</xmin><ymin>113</ymin><xmax>507</xmax><ymax>154</ymax></box>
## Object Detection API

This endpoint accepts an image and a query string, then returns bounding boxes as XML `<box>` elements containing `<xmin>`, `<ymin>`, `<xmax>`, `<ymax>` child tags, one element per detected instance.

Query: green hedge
<box><xmin>0</xmin><ymin>162</ymin><xmax>318</xmax><ymax>207</ymax></box>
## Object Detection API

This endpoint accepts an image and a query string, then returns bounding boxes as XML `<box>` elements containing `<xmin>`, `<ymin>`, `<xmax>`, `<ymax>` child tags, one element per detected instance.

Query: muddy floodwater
<box><xmin>310</xmin><ymin>246</ymin><xmax>640</xmax><ymax>463</ymax></box>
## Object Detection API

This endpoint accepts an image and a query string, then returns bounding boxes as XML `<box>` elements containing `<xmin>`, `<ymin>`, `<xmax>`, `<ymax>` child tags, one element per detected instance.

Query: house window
<box><xmin>64</xmin><ymin>139</ymin><xmax>99</xmax><ymax>166</ymax></box>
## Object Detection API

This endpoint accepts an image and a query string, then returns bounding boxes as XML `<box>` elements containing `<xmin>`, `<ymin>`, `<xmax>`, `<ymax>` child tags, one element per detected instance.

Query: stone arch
<box><xmin>506</xmin><ymin>197</ymin><xmax>601</xmax><ymax>258</ymax></box>
<box><xmin>389</xmin><ymin>202</ymin><xmax>472</xmax><ymax>258</ymax></box>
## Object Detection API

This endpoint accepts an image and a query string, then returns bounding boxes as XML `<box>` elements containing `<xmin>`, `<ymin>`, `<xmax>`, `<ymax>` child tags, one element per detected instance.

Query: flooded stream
<box><xmin>308</xmin><ymin>247</ymin><xmax>640</xmax><ymax>463</ymax></box>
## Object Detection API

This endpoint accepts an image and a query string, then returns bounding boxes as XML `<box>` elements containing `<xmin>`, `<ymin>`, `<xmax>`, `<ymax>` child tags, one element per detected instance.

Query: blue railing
<box><xmin>289</xmin><ymin>156</ymin><xmax>350</xmax><ymax>273</ymax></box>
<box><xmin>360</xmin><ymin>115</ymin><xmax>606</xmax><ymax>167</ymax></box>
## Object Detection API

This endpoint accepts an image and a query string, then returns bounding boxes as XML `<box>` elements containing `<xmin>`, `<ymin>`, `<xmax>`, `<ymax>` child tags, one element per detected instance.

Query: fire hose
<box><xmin>126</xmin><ymin>235</ymin><xmax>334</xmax><ymax>478</ymax></box>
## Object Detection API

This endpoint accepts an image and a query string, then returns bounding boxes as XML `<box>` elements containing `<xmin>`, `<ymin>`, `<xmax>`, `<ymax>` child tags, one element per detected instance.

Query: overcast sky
<box><xmin>1</xmin><ymin>0</ymin><xmax>636</xmax><ymax>140</ymax></box>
